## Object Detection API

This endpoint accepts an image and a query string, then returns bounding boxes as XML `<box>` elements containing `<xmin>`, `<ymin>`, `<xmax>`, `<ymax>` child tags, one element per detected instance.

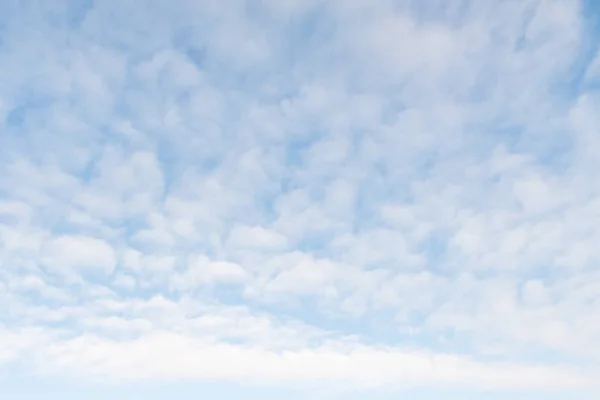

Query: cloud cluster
<box><xmin>1</xmin><ymin>0</ymin><xmax>600</xmax><ymax>397</ymax></box>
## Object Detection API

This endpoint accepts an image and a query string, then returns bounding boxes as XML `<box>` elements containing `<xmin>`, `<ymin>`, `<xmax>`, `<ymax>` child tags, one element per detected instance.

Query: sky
<box><xmin>1</xmin><ymin>0</ymin><xmax>600</xmax><ymax>399</ymax></box>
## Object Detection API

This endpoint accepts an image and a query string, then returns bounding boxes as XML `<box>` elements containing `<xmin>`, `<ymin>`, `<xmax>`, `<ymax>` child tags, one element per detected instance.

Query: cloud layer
<box><xmin>1</xmin><ymin>0</ymin><xmax>600</xmax><ymax>398</ymax></box>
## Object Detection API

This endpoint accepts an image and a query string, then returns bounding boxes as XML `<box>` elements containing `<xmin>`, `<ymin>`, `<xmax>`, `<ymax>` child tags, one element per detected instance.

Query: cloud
<box><xmin>1</xmin><ymin>0</ymin><xmax>600</xmax><ymax>398</ymax></box>
<box><xmin>227</xmin><ymin>224</ymin><xmax>288</xmax><ymax>250</ymax></box>
<box><xmin>171</xmin><ymin>255</ymin><xmax>248</xmax><ymax>289</ymax></box>
<box><xmin>41</xmin><ymin>235</ymin><xmax>116</xmax><ymax>275</ymax></box>
<box><xmin>27</xmin><ymin>331</ymin><xmax>594</xmax><ymax>391</ymax></box>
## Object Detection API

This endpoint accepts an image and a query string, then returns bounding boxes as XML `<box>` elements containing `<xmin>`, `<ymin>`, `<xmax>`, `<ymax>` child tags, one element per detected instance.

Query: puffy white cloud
<box><xmin>41</xmin><ymin>235</ymin><xmax>116</xmax><ymax>275</ymax></box>
<box><xmin>171</xmin><ymin>255</ymin><xmax>248</xmax><ymax>290</ymax></box>
<box><xmin>1</xmin><ymin>0</ymin><xmax>600</xmax><ymax>398</ymax></box>
<box><xmin>227</xmin><ymin>224</ymin><xmax>288</xmax><ymax>250</ymax></box>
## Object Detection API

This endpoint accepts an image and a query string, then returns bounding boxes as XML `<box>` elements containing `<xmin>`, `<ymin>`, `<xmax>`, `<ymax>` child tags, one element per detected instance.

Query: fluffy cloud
<box><xmin>1</xmin><ymin>0</ymin><xmax>600</xmax><ymax>398</ymax></box>
<box><xmin>41</xmin><ymin>235</ymin><xmax>116</xmax><ymax>275</ymax></box>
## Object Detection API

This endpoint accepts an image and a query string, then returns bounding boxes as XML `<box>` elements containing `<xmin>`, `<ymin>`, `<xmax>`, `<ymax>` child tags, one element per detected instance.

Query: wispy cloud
<box><xmin>1</xmin><ymin>0</ymin><xmax>599</xmax><ymax>398</ymax></box>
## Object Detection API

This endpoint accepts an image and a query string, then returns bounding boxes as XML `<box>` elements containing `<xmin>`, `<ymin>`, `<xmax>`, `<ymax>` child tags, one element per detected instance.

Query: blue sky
<box><xmin>1</xmin><ymin>0</ymin><xmax>600</xmax><ymax>399</ymax></box>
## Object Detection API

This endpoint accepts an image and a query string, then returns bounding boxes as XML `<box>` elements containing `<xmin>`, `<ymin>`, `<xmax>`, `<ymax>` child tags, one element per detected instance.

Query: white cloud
<box><xmin>121</xmin><ymin>249</ymin><xmax>142</xmax><ymax>272</ymax></box>
<box><xmin>41</xmin><ymin>235</ymin><xmax>116</xmax><ymax>275</ymax></box>
<box><xmin>1</xmin><ymin>0</ymin><xmax>599</xmax><ymax>397</ymax></box>
<box><xmin>227</xmin><ymin>224</ymin><xmax>288</xmax><ymax>250</ymax></box>
<box><xmin>28</xmin><ymin>330</ymin><xmax>595</xmax><ymax>391</ymax></box>
<box><xmin>171</xmin><ymin>255</ymin><xmax>248</xmax><ymax>290</ymax></box>
<box><xmin>111</xmin><ymin>273</ymin><xmax>137</xmax><ymax>291</ymax></box>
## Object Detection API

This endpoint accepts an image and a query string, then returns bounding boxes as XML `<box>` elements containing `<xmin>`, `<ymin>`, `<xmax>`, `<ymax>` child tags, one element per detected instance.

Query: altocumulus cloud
<box><xmin>1</xmin><ymin>0</ymin><xmax>600</xmax><ymax>399</ymax></box>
